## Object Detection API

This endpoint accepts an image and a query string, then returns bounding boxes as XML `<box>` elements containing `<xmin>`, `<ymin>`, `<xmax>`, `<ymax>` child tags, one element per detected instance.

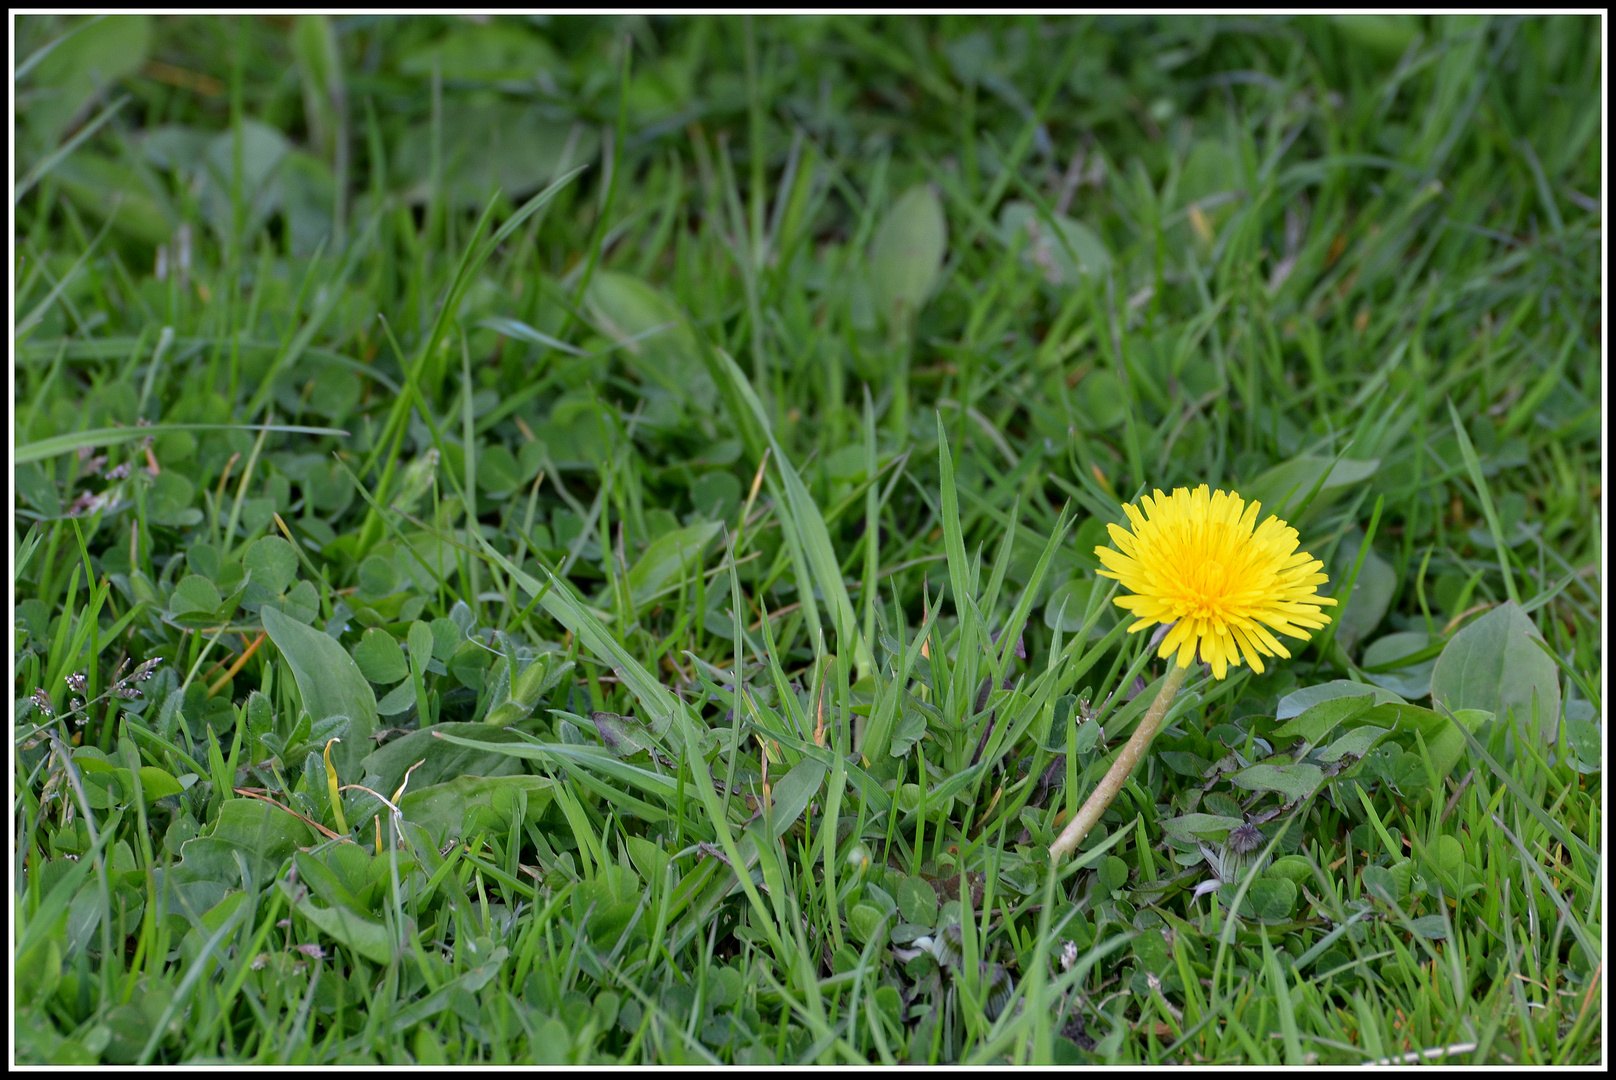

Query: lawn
<box><xmin>11</xmin><ymin>13</ymin><xmax>1603</xmax><ymax>1065</ymax></box>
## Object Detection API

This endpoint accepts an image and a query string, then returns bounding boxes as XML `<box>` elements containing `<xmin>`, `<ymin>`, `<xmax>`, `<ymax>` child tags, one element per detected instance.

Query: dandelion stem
<box><xmin>1050</xmin><ymin>661</ymin><xmax>1190</xmax><ymax>861</ymax></box>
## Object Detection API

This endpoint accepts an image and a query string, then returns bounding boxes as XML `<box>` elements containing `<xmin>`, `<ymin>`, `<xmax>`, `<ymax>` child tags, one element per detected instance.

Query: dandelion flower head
<box><xmin>1095</xmin><ymin>485</ymin><xmax>1336</xmax><ymax>680</ymax></box>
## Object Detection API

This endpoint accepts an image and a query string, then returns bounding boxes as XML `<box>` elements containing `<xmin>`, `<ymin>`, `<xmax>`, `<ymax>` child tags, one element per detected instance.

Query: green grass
<box><xmin>11</xmin><ymin>13</ymin><xmax>1603</xmax><ymax>1066</ymax></box>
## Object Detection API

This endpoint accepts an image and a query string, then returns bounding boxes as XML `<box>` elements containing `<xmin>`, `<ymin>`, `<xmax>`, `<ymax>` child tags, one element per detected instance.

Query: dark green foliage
<box><xmin>13</xmin><ymin>13</ymin><xmax>1601</xmax><ymax>1066</ymax></box>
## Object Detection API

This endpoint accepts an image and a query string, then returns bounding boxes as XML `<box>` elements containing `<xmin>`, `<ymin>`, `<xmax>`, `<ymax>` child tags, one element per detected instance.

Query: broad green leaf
<box><xmin>1331</xmin><ymin>14</ymin><xmax>1420</xmax><ymax>57</ymax></box>
<box><xmin>1097</xmin><ymin>856</ymin><xmax>1129</xmax><ymax>895</ymax></box>
<box><xmin>1266</xmin><ymin>855</ymin><xmax>1314</xmax><ymax>883</ymax></box>
<box><xmin>1360</xmin><ymin>863</ymin><xmax>1407</xmax><ymax>903</ymax></box>
<box><xmin>392</xmin><ymin>98</ymin><xmax>590</xmax><ymax>209</ymax></box>
<box><xmin>375</xmin><ymin>682</ymin><xmax>416</xmax><ymax>716</ymax></box>
<box><xmin>187</xmin><ymin>542</ymin><xmax>221</xmax><ymax>581</ymax></box>
<box><xmin>1220</xmin><ymin>877</ymin><xmax>1297</xmax><ymax>920</ymax></box>
<box><xmin>766</xmin><ymin>757</ymin><xmax>827</xmax><ymax>841</ymax></box>
<box><xmin>591</xmin><ymin>711</ymin><xmax>659</xmax><ymax>757</ymax></box>
<box><xmin>194</xmin><ymin>120</ymin><xmax>290</xmax><ymax>244</ymax></box>
<box><xmin>1228</xmin><ymin>762</ymin><xmax>1324</xmax><ymax>802</ymax></box>
<box><xmin>1362</xmin><ymin>703</ymin><xmax>1490</xmax><ymax>778</ymax></box>
<box><xmin>1276</xmin><ymin>680</ymin><xmax>1405</xmax><ymax>720</ymax></box>
<box><xmin>136</xmin><ymin>766</ymin><xmax>184</xmax><ymax>801</ymax></box>
<box><xmin>74</xmin><ymin>748</ymin><xmax>115</xmax><ymax>772</ymax></box>
<box><xmin>399</xmin><ymin>774</ymin><xmax>557</xmax><ymax>847</ymax></box>
<box><xmin>410</xmin><ymin>619</ymin><xmax>439</xmax><ymax>664</ymax></box>
<box><xmin>1160</xmin><ymin>813</ymin><xmax>1245</xmax><ymax>843</ymax></box>
<box><xmin>21</xmin><ymin>14</ymin><xmax>150</xmax><ymax>146</ymax></box>
<box><xmin>352</xmin><ymin>627</ymin><xmax>408</xmax><ymax>685</ymax></box>
<box><xmin>1363</xmin><ymin>702</ymin><xmax>1461</xmax><ymax>741</ymax></box>
<box><xmin>1430</xmin><ymin>600</ymin><xmax>1561</xmax><ymax>743</ymax></box>
<box><xmin>1272</xmin><ymin>694</ymin><xmax>1374</xmax><ymax>744</ymax></box>
<box><xmin>896</xmin><ymin>875</ymin><xmax>940</xmax><ymax>926</ymax></box>
<box><xmin>690</xmin><ymin>471</ymin><xmax>743</xmax><ymax>520</ymax></box>
<box><xmin>1408</xmin><ymin>915</ymin><xmax>1449</xmax><ymax>940</ymax></box>
<box><xmin>1043</xmin><ymin>578</ymin><xmax>1115</xmax><ymax>636</ymax></box>
<box><xmin>1178</xmin><ymin>138</ymin><xmax>1241</xmax><ymax>211</ymax></box>
<box><xmin>398</xmin><ymin>22</ymin><xmax>561</xmax><ymax>81</ymax></box>
<box><xmin>15</xmin><ymin>462</ymin><xmax>59</xmax><ymax>516</ymax></box>
<box><xmin>358</xmin><ymin>722</ymin><xmax>526</xmax><ymax>799</ymax></box>
<box><xmin>848</xmin><ymin>903</ymin><xmax>888</xmax><ymax>948</ymax></box>
<box><xmin>1239</xmin><ymin>455</ymin><xmax>1379</xmax><ymax>521</ymax></box>
<box><xmin>623</xmin><ymin>521</ymin><xmax>721</xmax><ymax>607</ymax></box>
<box><xmin>625</xmin><ymin>836</ymin><xmax>670</xmax><ymax>887</ymax></box>
<box><xmin>476</xmin><ymin>445</ymin><xmax>523</xmax><ymax>495</ymax></box>
<box><xmin>1361</xmin><ymin>630</ymin><xmax>1437</xmax><ymax>699</ymax></box>
<box><xmin>303</xmin><ymin>459</ymin><xmax>353</xmax><ymax>515</ymax></box>
<box><xmin>1160</xmin><ymin>750</ymin><xmax>1211</xmax><ymax>776</ymax></box>
<box><xmin>889</xmin><ymin>692</ymin><xmax>928</xmax><ymax>758</ymax></box>
<box><xmin>1566</xmin><ymin>716</ymin><xmax>1601</xmax><ymax>773</ymax></box>
<box><xmin>586</xmin><ymin>271</ymin><xmax>715</xmax><ymax>408</ymax></box>
<box><xmin>1429</xmin><ymin>835</ymin><xmax>1466</xmax><ymax>877</ymax></box>
<box><xmin>173</xmin><ymin>797</ymin><xmax>313</xmax><ymax>887</ymax></box>
<box><xmin>999</xmin><ymin>201</ymin><xmax>1111</xmax><ymax>284</ymax></box>
<box><xmin>284</xmin><ymin>883</ymin><xmax>395</xmax><ymax>965</ymax></box>
<box><xmin>262</xmin><ymin>605</ymin><xmax>376</xmax><ymax>776</ymax></box>
<box><xmin>1316</xmin><ymin>725</ymin><xmax>1390</xmax><ymax>763</ymax></box>
<box><xmin>168</xmin><ymin>575</ymin><xmax>223</xmax><ymax>619</ymax></box>
<box><xmin>266</xmin><ymin>579</ymin><xmax>320</xmax><ymax>625</ymax></box>
<box><xmin>1362</xmin><ymin>631</ymin><xmax>1431</xmax><ymax>669</ymax></box>
<box><xmin>69</xmin><ymin>881</ymin><xmax>130</xmax><ymax>961</ymax></box>
<box><xmin>196</xmin><ymin>890</ymin><xmax>250</xmax><ymax>934</ymax></box>
<box><xmin>357</xmin><ymin>554</ymin><xmax>399</xmax><ymax>599</ymax></box>
<box><xmin>1330</xmin><ymin>534</ymin><xmax>1395</xmax><ymax>652</ymax></box>
<box><xmin>1076</xmin><ymin>369</ymin><xmax>1127</xmax><ymax>430</ymax></box>
<box><xmin>149</xmin><ymin>471</ymin><xmax>201</xmax><ymax>527</ymax></box>
<box><xmin>870</xmin><ymin>183</ymin><xmax>947</xmax><ymax>327</ymax></box>
<box><xmin>293</xmin><ymin>850</ymin><xmax>371</xmax><ymax>916</ymax></box>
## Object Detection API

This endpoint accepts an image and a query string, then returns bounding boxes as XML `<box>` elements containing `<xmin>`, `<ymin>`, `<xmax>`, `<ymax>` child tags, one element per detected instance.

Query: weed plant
<box><xmin>12</xmin><ymin>14</ymin><xmax>1603</xmax><ymax>1065</ymax></box>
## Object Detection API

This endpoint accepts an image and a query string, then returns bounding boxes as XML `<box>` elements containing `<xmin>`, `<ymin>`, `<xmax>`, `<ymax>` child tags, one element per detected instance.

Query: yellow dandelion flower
<box><xmin>1095</xmin><ymin>484</ymin><xmax>1337</xmax><ymax>680</ymax></box>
